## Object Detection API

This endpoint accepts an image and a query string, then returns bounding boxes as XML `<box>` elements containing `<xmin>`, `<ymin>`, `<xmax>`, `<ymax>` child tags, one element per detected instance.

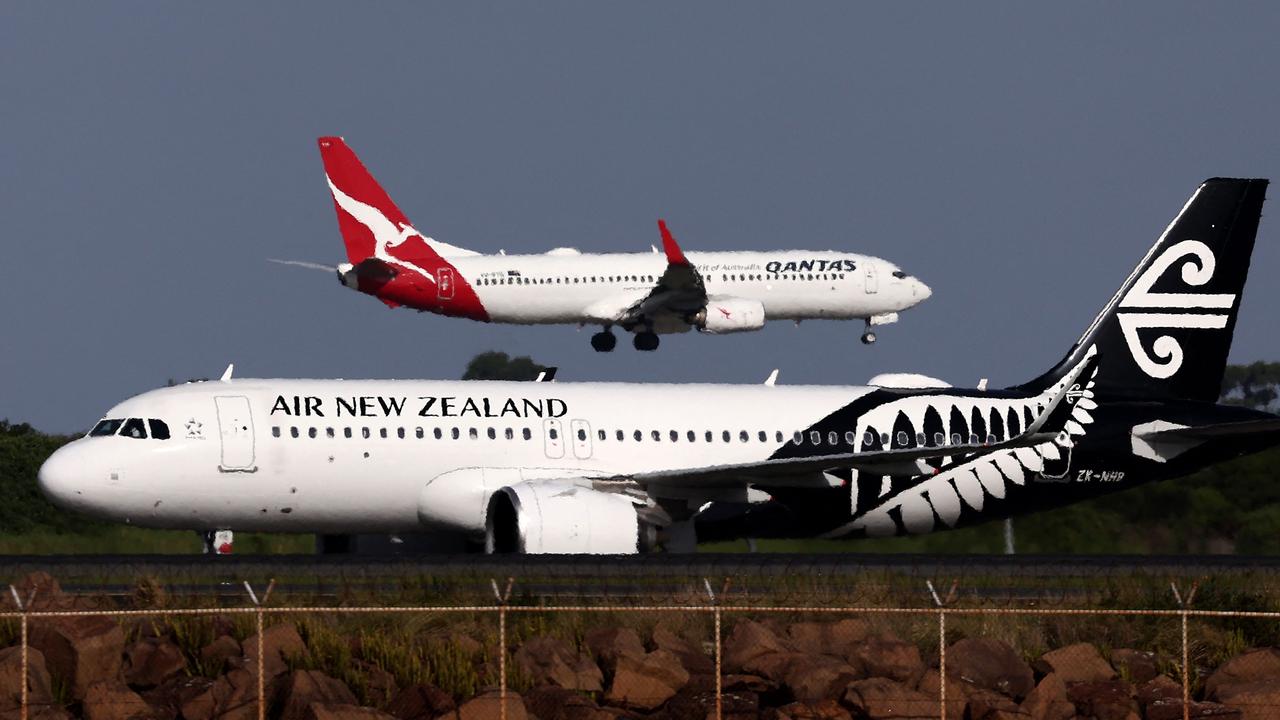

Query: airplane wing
<box><xmin>1138</xmin><ymin>418</ymin><xmax>1280</xmax><ymax>440</ymax></box>
<box><xmin>583</xmin><ymin>220</ymin><xmax>709</xmax><ymax>326</ymax></box>
<box><xmin>618</xmin><ymin>348</ymin><xmax>1098</xmax><ymax>490</ymax></box>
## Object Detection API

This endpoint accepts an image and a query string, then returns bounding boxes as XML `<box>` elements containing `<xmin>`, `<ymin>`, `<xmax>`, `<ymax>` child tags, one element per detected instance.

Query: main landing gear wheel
<box><xmin>590</xmin><ymin>330</ymin><xmax>617</xmax><ymax>352</ymax></box>
<box><xmin>861</xmin><ymin>331</ymin><xmax>877</xmax><ymax>345</ymax></box>
<box><xmin>633</xmin><ymin>331</ymin><xmax>660</xmax><ymax>351</ymax></box>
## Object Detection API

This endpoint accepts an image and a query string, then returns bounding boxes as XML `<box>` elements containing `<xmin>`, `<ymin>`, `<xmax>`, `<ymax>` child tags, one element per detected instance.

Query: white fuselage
<box><xmin>39</xmin><ymin>379</ymin><xmax>871</xmax><ymax>534</ymax></box>
<box><xmin>448</xmin><ymin>250</ymin><xmax>927</xmax><ymax>327</ymax></box>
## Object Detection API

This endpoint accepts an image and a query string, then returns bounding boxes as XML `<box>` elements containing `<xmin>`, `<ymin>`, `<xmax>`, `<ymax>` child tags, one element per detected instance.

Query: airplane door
<box><xmin>438</xmin><ymin>268</ymin><xmax>455</xmax><ymax>300</ymax></box>
<box><xmin>214</xmin><ymin>396</ymin><xmax>257</xmax><ymax>472</ymax></box>
<box><xmin>865</xmin><ymin>263</ymin><xmax>879</xmax><ymax>294</ymax></box>
<box><xmin>543</xmin><ymin>418</ymin><xmax>565</xmax><ymax>459</ymax></box>
<box><xmin>570</xmin><ymin>419</ymin><xmax>593</xmax><ymax>459</ymax></box>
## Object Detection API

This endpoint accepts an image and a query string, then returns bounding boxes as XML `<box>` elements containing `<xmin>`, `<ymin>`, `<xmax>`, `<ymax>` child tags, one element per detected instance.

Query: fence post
<box><xmin>244</xmin><ymin>580</ymin><xmax>275</xmax><ymax>720</ymax></box>
<box><xmin>491</xmin><ymin>578</ymin><xmax>514</xmax><ymax>720</ymax></box>
<box><xmin>927</xmin><ymin>580</ymin><xmax>955</xmax><ymax>720</ymax></box>
<box><xmin>1172</xmin><ymin>582</ymin><xmax>1199</xmax><ymax>720</ymax></box>
<box><xmin>703</xmin><ymin>578</ymin><xmax>724</xmax><ymax>720</ymax></box>
<box><xmin>10</xmin><ymin>585</ymin><xmax>33</xmax><ymax>720</ymax></box>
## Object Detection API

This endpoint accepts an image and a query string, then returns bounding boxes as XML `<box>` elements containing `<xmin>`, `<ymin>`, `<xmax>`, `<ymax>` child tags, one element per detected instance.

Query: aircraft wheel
<box><xmin>634</xmin><ymin>332</ymin><xmax>660</xmax><ymax>351</ymax></box>
<box><xmin>590</xmin><ymin>331</ymin><xmax>617</xmax><ymax>352</ymax></box>
<box><xmin>861</xmin><ymin>331</ymin><xmax>877</xmax><ymax>345</ymax></box>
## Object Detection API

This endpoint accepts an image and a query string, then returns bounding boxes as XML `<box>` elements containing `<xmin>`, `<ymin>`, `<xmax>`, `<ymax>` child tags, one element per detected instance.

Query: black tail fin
<box><xmin>1019</xmin><ymin>178</ymin><xmax>1268</xmax><ymax>403</ymax></box>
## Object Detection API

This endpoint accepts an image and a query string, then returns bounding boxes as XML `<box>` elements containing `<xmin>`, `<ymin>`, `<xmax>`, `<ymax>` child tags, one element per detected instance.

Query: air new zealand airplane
<box><xmin>39</xmin><ymin>178</ymin><xmax>1276</xmax><ymax>553</ymax></box>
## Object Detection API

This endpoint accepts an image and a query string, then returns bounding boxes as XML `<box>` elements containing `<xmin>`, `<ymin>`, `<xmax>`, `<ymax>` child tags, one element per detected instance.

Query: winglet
<box><xmin>220</xmin><ymin>364</ymin><xmax>235</xmax><ymax>383</ymax></box>
<box><xmin>764</xmin><ymin>369</ymin><xmax>780</xmax><ymax>386</ymax></box>
<box><xmin>657</xmin><ymin>219</ymin><xmax>690</xmax><ymax>266</ymax></box>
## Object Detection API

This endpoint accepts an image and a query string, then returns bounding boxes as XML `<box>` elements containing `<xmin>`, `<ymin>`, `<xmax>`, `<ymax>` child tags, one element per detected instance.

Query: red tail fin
<box><xmin>318</xmin><ymin>136</ymin><xmax>418</xmax><ymax>264</ymax></box>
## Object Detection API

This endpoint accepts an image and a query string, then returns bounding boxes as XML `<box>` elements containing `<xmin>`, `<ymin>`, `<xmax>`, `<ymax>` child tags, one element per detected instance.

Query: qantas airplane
<box><xmin>282</xmin><ymin>137</ymin><xmax>931</xmax><ymax>350</ymax></box>
<box><xmin>41</xmin><ymin>178</ymin><xmax>1277</xmax><ymax>553</ymax></box>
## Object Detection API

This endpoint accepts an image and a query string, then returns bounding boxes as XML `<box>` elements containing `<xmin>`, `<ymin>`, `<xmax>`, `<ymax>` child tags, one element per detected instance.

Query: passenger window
<box><xmin>669</xmin><ymin>430</ymin><xmax>678</xmax><ymax>442</ymax></box>
<box><xmin>934</xmin><ymin>432</ymin><xmax>945</xmax><ymax>445</ymax></box>
<box><xmin>916</xmin><ymin>432</ymin><xmax>926</xmax><ymax>445</ymax></box>
<box><xmin>522</xmin><ymin>428</ymin><xmax>532</xmax><ymax>440</ymax></box>
<box><xmin>598</xmin><ymin>429</ymin><xmax>606</xmax><ymax>441</ymax></box>
<box><xmin>793</xmin><ymin>431</ymin><xmax>803</xmax><ymax>445</ymax></box>
<box><xmin>578</xmin><ymin>428</ymin><xmax>587</xmax><ymax>441</ymax></box>
<box><xmin>326</xmin><ymin>428</ymin><xmax>335</xmax><ymax>438</ymax></box>
<box><xmin>397</xmin><ymin>428</ymin><xmax>405</xmax><ymax>439</ymax></box>
<box><xmin>844</xmin><ymin>431</ymin><xmax>856</xmax><ymax>445</ymax></box>
<box><xmin>434</xmin><ymin>428</ymin><xmax>443</xmax><ymax>439</ymax></box>
<box><xmin>121</xmin><ymin>418</ymin><xmax>147</xmax><ymax>439</ymax></box>
<box><xmin>950</xmin><ymin>433</ymin><xmax>961</xmax><ymax>445</ymax></box>
<box><xmin>290</xmin><ymin>427</ymin><xmax>300</xmax><ymax>439</ymax></box>
<box><xmin>507</xmin><ymin>428</ymin><xmax>516</xmax><ymax>440</ymax></box>
<box><xmin>757</xmin><ymin>431</ymin><xmax>766</xmax><ymax>442</ymax></box>
<box><xmin>617</xmin><ymin>430</ymin><xmax>625</xmax><ymax>441</ymax></box>
<box><xmin>687</xmin><ymin>430</ymin><xmax>696</xmax><ymax>442</ymax></box>
<box><xmin>148</xmin><ymin>419</ymin><xmax>171</xmax><ymax>440</ymax></box>
<box><xmin>344</xmin><ymin>428</ymin><xmax>353</xmax><ymax>438</ymax></box>
<box><xmin>416</xmin><ymin>428</ymin><xmax>425</xmax><ymax>439</ymax></box>
<box><xmin>89</xmin><ymin>419</ymin><xmax>125</xmax><ymax>437</ymax></box>
<box><xmin>862</xmin><ymin>432</ymin><xmax>874</xmax><ymax>447</ymax></box>
<box><xmin>775</xmin><ymin>431</ymin><xmax>784</xmax><ymax>442</ymax></box>
<box><xmin>705</xmin><ymin>431</ymin><xmax>713</xmax><ymax>442</ymax></box>
<box><xmin>810</xmin><ymin>431</ymin><xmax>821</xmax><ymax>445</ymax></box>
<box><xmin>308</xmin><ymin>428</ymin><xmax>318</xmax><ymax>439</ymax></box>
<box><xmin>488</xmin><ymin>428</ymin><xmax>497</xmax><ymax>440</ymax></box>
<box><xmin>362</xmin><ymin>427</ymin><xmax>371</xmax><ymax>439</ymax></box>
<box><xmin>651</xmin><ymin>430</ymin><xmax>661</xmax><ymax>441</ymax></box>
<box><xmin>469</xmin><ymin>428</ymin><xmax>479</xmax><ymax>440</ymax></box>
<box><xmin>379</xmin><ymin>428</ymin><xmax>388</xmax><ymax>439</ymax></box>
<box><xmin>828</xmin><ymin>431</ymin><xmax>838</xmax><ymax>445</ymax></box>
<box><xmin>451</xmin><ymin>428</ymin><xmax>460</xmax><ymax>440</ymax></box>
<box><xmin>634</xmin><ymin>430</ymin><xmax>642</xmax><ymax>441</ymax></box>
<box><xmin>722</xmin><ymin>430</ymin><xmax>731</xmax><ymax>442</ymax></box>
<box><xmin>550</xmin><ymin>428</ymin><xmax>559</xmax><ymax>440</ymax></box>
<box><xmin>272</xmin><ymin>426</ymin><xmax>281</xmax><ymax>438</ymax></box>
<box><xmin>881</xmin><ymin>433</ymin><xmax>891</xmax><ymax>445</ymax></box>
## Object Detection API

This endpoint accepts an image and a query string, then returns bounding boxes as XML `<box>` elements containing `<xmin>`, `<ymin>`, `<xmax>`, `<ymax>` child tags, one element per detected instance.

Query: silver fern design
<box><xmin>825</xmin><ymin>346</ymin><xmax>1101</xmax><ymax>539</ymax></box>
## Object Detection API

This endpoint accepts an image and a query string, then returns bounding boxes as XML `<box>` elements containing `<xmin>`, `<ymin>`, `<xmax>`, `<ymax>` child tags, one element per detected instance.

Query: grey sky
<box><xmin>3</xmin><ymin>3</ymin><xmax>1279</xmax><ymax>433</ymax></box>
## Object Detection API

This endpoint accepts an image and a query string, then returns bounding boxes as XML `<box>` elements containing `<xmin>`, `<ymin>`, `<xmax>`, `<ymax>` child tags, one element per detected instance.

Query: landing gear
<box><xmin>861</xmin><ymin>331</ymin><xmax>877</xmax><ymax>345</ymax></box>
<box><xmin>590</xmin><ymin>329</ymin><xmax>617</xmax><ymax>352</ymax></box>
<box><xmin>633</xmin><ymin>331</ymin><xmax>660</xmax><ymax>351</ymax></box>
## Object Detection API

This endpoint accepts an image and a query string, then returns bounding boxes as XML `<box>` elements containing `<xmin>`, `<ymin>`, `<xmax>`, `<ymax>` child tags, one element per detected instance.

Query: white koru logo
<box><xmin>1117</xmin><ymin>240</ymin><xmax>1235</xmax><ymax>379</ymax></box>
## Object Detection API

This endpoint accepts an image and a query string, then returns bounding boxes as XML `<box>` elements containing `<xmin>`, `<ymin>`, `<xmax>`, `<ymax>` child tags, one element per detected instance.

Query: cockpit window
<box><xmin>148</xmin><ymin>419</ymin><xmax>171</xmax><ymax>440</ymax></box>
<box><xmin>89</xmin><ymin>419</ymin><xmax>125</xmax><ymax>437</ymax></box>
<box><xmin>892</xmin><ymin>270</ymin><xmax>907</xmax><ymax>279</ymax></box>
<box><xmin>120</xmin><ymin>418</ymin><xmax>148</xmax><ymax>439</ymax></box>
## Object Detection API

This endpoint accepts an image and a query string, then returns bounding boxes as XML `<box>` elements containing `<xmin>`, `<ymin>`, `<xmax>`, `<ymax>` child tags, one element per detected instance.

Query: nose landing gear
<box><xmin>861</xmin><ymin>330</ymin><xmax>877</xmax><ymax>345</ymax></box>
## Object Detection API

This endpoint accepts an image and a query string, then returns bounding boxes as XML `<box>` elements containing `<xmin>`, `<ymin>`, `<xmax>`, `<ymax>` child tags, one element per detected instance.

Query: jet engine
<box><xmin>484</xmin><ymin>482</ymin><xmax>653</xmax><ymax>554</ymax></box>
<box><xmin>693</xmin><ymin>298</ymin><xmax>766</xmax><ymax>334</ymax></box>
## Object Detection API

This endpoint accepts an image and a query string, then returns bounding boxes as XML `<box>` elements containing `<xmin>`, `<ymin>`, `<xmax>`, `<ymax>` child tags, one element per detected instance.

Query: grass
<box><xmin>0</xmin><ymin>526</ymin><xmax>313</xmax><ymax>554</ymax></box>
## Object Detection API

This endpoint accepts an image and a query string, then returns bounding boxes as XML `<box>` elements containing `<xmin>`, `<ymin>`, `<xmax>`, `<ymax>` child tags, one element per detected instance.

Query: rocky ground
<box><xmin>1</xmin><ymin>573</ymin><xmax>1279</xmax><ymax>720</ymax></box>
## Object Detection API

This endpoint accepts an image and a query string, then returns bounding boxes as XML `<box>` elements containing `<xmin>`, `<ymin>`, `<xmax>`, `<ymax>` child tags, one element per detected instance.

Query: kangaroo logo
<box><xmin>1117</xmin><ymin>240</ymin><xmax>1235</xmax><ymax>379</ymax></box>
<box><xmin>326</xmin><ymin>176</ymin><xmax>438</xmax><ymax>285</ymax></box>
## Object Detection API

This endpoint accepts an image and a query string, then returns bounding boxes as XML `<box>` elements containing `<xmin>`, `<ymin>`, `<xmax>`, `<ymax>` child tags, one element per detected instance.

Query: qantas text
<box><xmin>764</xmin><ymin>259</ymin><xmax>857</xmax><ymax>274</ymax></box>
<box><xmin>269</xmin><ymin>395</ymin><xmax>568</xmax><ymax>419</ymax></box>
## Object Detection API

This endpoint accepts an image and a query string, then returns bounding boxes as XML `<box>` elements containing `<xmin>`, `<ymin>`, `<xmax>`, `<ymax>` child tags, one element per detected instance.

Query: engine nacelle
<box><xmin>485</xmin><ymin>482</ymin><xmax>648</xmax><ymax>554</ymax></box>
<box><xmin>693</xmin><ymin>298</ymin><xmax>766</xmax><ymax>334</ymax></box>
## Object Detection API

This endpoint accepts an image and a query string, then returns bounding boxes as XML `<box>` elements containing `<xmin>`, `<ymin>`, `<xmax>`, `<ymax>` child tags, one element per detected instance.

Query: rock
<box><xmin>1213</xmin><ymin>681</ymin><xmax>1280</xmax><ymax>720</ymax></box>
<box><xmin>385</xmin><ymin>683</ymin><xmax>456</xmax><ymax>720</ymax></box>
<box><xmin>512</xmin><ymin>637</ymin><xmax>603</xmax><ymax>692</ymax></box>
<box><xmin>782</xmin><ymin>655</ymin><xmax>861</xmax><ymax>704</ymax></box>
<box><xmin>179</xmin><ymin>668</ymin><xmax>263</xmax><ymax>720</ymax></box>
<box><xmin>1205</xmin><ymin>649</ymin><xmax>1280</xmax><ymax>700</ymax></box>
<box><xmin>743</xmin><ymin>651</ymin><xmax>807</xmax><ymax>683</ymax></box>
<box><xmin>852</xmin><ymin>638</ymin><xmax>925</xmax><ymax>685</ymax></box>
<box><xmin>787</xmin><ymin>619</ymin><xmax>872</xmax><ymax>660</ymax></box>
<box><xmin>305</xmin><ymin>704</ymin><xmax>398</xmax><ymax>720</ymax></box>
<box><xmin>1146</xmin><ymin>698</ymin><xmax>1242</xmax><ymax>720</ymax></box>
<box><xmin>525</xmin><ymin>685</ymin><xmax>618</xmax><ymax>720</ymax></box>
<box><xmin>945</xmin><ymin>638</ymin><xmax>1035</xmax><ymax>700</ymax></box>
<box><xmin>1064</xmin><ymin>679</ymin><xmax>1138</xmax><ymax>720</ymax></box>
<box><xmin>1109</xmin><ymin>649</ymin><xmax>1160</xmax><ymax>685</ymax></box>
<box><xmin>139</xmin><ymin>675</ymin><xmax>212</xmax><ymax>720</ymax></box>
<box><xmin>0</xmin><ymin>646</ymin><xmax>55</xmax><ymax>712</ymax></box>
<box><xmin>649</xmin><ymin>682</ymin><xmax>758</xmax><ymax>720</ymax></box>
<box><xmin>725</xmin><ymin>620</ymin><xmax>788</xmax><ymax>672</ymax></box>
<box><xmin>605</xmin><ymin>649</ymin><xmax>690</xmax><ymax>710</ymax></box>
<box><xmin>350</xmin><ymin>661</ymin><xmax>397</xmax><ymax>708</ymax></box>
<box><xmin>915</xmin><ymin>669</ymin><xmax>966</xmax><ymax>720</ymax></box>
<box><xmin>724</xmin><ymin>673</ymin><xmax>780</xmax><ymax>694</ymax></box>
<box><xmin>1034</xmin><ymin>643</ymin><xmax>1115</xmax><ymax>684</ymax></box>
<box><xmin>279</xmin><ymin>670</ymin><xmax>358</xmax><ymax>720</ymax></box>
<box><xmin>1136</xmin><ymin>675</ymin><xmax>1182</xmax><ymax>709</ymax></box>
<box><xmin>841</xmin><ymin>677</ymin><xmax>939</xmax><ymax>720</ymax></box>
<box><xmin>652</xmin><ymin>624</ymin><xmax>715</xmax><ymax>675</ymax></box>
<box><xmin>123</xmin><ymin>638</ymin><xmax>187</xmax><ymax>689</ymax></box>
<box><xmin>240</xmin><ymin>624</ymin><xmax>308</xmax><ymax>679</ymax></box>
<box><xmin>29</xmin><ymin>616</ymin><xmax>125</xmax><ymax>700</ymax></box>
<box><xmin>583</xmin><ymin>627</ymin><xmax>645</xmax><ymax>673</ymax></box>
<box><xmin>966</xmin><ymin>689</ymin><xmax>1024</xmax><ymax>720</ymax></box>
<box><xmin>769</xmin><ymin>699</ymin><xmax>854</xmax><ymax>719</ymax></box>
<box><xmin>1018</xmin><ymin>673</ymin><xmax>1073</xmax><ymax>720</ymax></box>
<box><xmin>81</xmin><ymin>680</ymin><xmax>151</xmax><ymax>720</ymax></box>
<box><xmin>199</xmin><ymin>637</ymin><xmax>241</xmax><ymax>675</ymax></box>
<box><xmin>456</xmin><ymin>690</ymin><xmax>528</xmax><ymax>720</ymax></box>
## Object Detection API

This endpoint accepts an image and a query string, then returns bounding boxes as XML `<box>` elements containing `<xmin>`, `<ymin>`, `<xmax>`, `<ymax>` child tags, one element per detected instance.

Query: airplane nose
<box><xmin>912</xmin><ymin>278</ymin><xmax>932</xmax><ymax>302</ymax></box>
<box><xmin>38</xmin><ymin>444</ymin><xmax>86</xmax><ymax>510</ymax></box>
